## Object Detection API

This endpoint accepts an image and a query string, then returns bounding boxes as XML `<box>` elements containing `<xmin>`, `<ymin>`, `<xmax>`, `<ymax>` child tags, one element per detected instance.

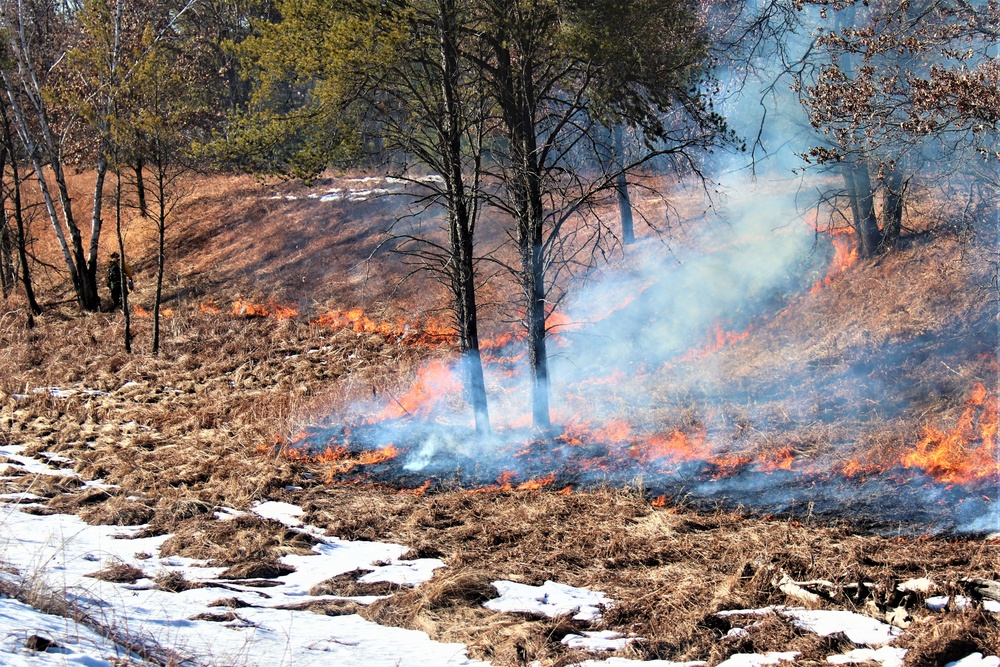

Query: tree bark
<box><xmin>843</xmin><ymin>161</ymin><xmax>882</xmax><ymax>258</ymax></box>
<box><xmin>0</xmin><ymin>96</ymin><xmax>39</xmax><ymax>320</ymax></box>
<box><xmin>613</xmin><ymin>125</ymin><xmax>635</xmax><ymax>245</ymax></box>
<box><xmin>493</xmin><ymin>37</ymin><xmax>551</xmax><ymax>432</ymax></box>
<box><xmin>438</xmin><ymin>0</ymin><xmax>490</xmax><ymax>435</ymax></box>
<box><xmin>134</xmin><ymin>158</ymin><xmax>147</xmax><ymax>217</ymax></box>
<box><xmin>115</xmin><ymin>170</ymin><xmax>131</xmax><ymax>353</ymax></box>
<box><xmin>153</xmin><ymin>154</ymin><xmax>166</xmax><ymax>356</ymax></box>
<box><xmin>881</xmin><ymin>166</ymin><xmax>905</xmax><ymax>250</ymax></box>
<box><xmin>0</xmin><ymin>143</ymin><xmax>12</xmax><ymax>297</ymax></box>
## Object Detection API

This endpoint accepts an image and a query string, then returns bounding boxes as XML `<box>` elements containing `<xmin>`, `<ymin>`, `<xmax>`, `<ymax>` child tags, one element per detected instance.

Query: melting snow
<box><xmin>946</xmin><ymin>655</ymin><xmax>1000</xmax><ymax>667</ymax></box>
<box><xmin>0</xmin><ymin>505</ymin><xmax>487</xmax><ymax>666</ymax></box>
<box><xmin>897</xmin><ymin>578</ymin><xmax>934</xmax><ymax>593</ymax></box>
<box><xmin>716</xmin><ymin>652</ymin><xmax>800</xmax><ymax>667</ymax></box>
<box><xmin>827</xmin><ymin>647</ymin><xmax>907</xmax><ymax>667</ymax></box>
<box><xmin>484</xmin><ymin>580</ymin><xmax>611</xmax><ymax>622</ymax></box>
<box><xmin>781</xmin><ymin>609</ymin><xmax>901</xmax><ymax>645</ymax></box>
<box><xmin>0</xmin><ymin>445</ymin><xmax>79</xmax><ymax>477</ymax></box>
<box><xmin>561</xmin><ymin>630</ymin><xmax>640</xmax><ymax>651</ymax></box>
<box><xmin>251</xmin><ymin>500</ymin><xmax>305</xmax><ymax>526</ymax></box>
<box><xmin>0</xmin><ymin>596</ymin><xmax>145</xmax><ymax>666</ymax></box>
<box><xmin>568</xmin><ymin>660</ymin><xmax>706</xmax><ymax>667</ymax></box>
<box><xmin>359</xmin><ymin>560</ymin><xmax>446</xmax><ymax>586</ymax></box>
<box><xmin>926</xmin><ymin>595</ymin><xmax>972</xmax><ymax>612</ymax></box>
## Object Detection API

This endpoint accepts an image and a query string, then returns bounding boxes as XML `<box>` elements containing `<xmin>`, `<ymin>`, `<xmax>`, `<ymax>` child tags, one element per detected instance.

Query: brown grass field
<box><xmin>0</xmin><ymin>168</ymin><xmax>998</xmax><ymax>665</ymax></box>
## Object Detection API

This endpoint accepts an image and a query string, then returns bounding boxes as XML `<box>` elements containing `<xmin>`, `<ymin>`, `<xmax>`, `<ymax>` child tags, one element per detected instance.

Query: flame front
<box><xmin>231</xmin><ymin>299</ymin><xmax>298</xmax><ymax>319</ymax></box>
<box><xmin>901</xmin><ymin>382</ymin><xmax>999</xmax><ymax>485</ymax></box>
<box><xmin>312</xmin><ymin>308</ymin><xmax>456</xmax><ymax>346</ymax></box>
<box><xmin>378</xmin><ymin>359</ymin><xmax>463</xmax><ymax>420</ymax></box>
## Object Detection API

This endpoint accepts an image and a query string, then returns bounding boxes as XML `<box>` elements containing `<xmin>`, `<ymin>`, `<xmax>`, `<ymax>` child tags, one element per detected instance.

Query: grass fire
<box><xmin>0</xmin><ymin>1</ymin><xmax>997</xmax><ymax>665</ymax></box>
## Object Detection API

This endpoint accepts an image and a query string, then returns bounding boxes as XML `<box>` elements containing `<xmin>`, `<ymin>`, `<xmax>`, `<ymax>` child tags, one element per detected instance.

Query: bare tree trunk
<box><xmin>153</xmin><ymin>155</ymin><xmax>166</xmax><ymax>356</ymax></box>
<box><xmin>0</xmin><ymin>97</ymin><xmax>39</xmax><ymax>321</ymax></box>
<box><xmin>0</xmin><ymin>210</ymin><xmax>12</xmax><ymax>298</ymax></box>
<box><xmin>492</xmin><ymin>33</ymin><xmax>551</xmax><ymax>431</ymax></box>
<box><xmin>843</xmin><ymin>161</ymin><xmax>882</xmax><ymax>258</ymax></box>
<box><xmin>0</xmin><ymin>143</ymin><xmax>12</xmax><ymax>297</ymax></box>
<box><xmin>881</xmin><ymin>166</ymin><xmax>905</xmax><ymax>250</ymax></box>
<box><xmin>438</xmin><ymin>0</ymin><xmax>490</xmax><ymax>435</ymax></box>
<box><xmin>114</xmin><ymin>172</ymin><xmax>131</xmax><ymax>352</ymax></box>
<box><xmin>613</xmin><ymin>125</ymin><xmax>634</xmax><ymax>245</ymax></box>
<box><xmin>89</xmin><ymin>151</ymin><xmax>109</xmax><ymax>295</ymax></box>
<box><xmin>134</xmin><ymin>158</ymin><xmax>147</xmax><ymax>217</ymax></box>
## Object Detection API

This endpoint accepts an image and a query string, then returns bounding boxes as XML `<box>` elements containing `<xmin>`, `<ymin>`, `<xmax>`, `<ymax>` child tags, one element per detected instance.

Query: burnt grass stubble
<box><xmin>0</xmin><ymin>177</ymin><xmax>997</xmax><ymax>665</ymax></box>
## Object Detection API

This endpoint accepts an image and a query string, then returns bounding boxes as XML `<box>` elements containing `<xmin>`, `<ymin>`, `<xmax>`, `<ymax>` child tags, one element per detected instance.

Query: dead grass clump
<box><xmin>158</xmin><ymin>514</ymin><xmax>318</xmax><ymax>565</ymax></box>
<box><xmin>309</xmin><ymin>569</ymin><xmax>403</xmax><ymax>597</ymax></box>
<box><xmin>46</xmin><ymin>487</ymin><xmax>111</xmax><ymax>513</ymax></box>
<box><xmin>85</xmin><ymin>562</ymin><xmax>146</xmax><ymax>584</ymax></box>
<box><xmin>904</xmin><ymin>608</ymin><xmax>1000</xmax><ymax>665</ymax></box>
<box><xmin>208</xmin><ymin>597</ymin><xmax>255</xmax><ymax>609</ymax></box>
<box><xmin>154</xmin><ymin>571</ymin><xmax>201</xmax><ymax>593</ymax></box>
<box><xmin>362</xmin><ymin>569</ymin><xmax>497</xmax><ymax>628</ymax></box>
<box><xmin>155</xmin><ymin>495</ymin><xmax>213</xmax><ymax>521</ymax></box>
<box><xmin>218</xmin><ymin>562</ymin><xmax>295</xmax><ymax>580</ymax></box>
<box><xmin>276</xmin><ymin>599</ymin><xmax>363</xmax><ymax>616</ymax></box>
<box><xmin>78</xmin><ymin>496</ymin><xmax>156</xmax><ymax>526</ymax></box>
<box><xmin>14</xmin><ymin>474</ymin><xmax>84</xmax><ymax>498</ymax></box>
<box><xmin>188</xmin><ymin>611</ymin><xmax>239</xmax><ymax>622</ymax></box>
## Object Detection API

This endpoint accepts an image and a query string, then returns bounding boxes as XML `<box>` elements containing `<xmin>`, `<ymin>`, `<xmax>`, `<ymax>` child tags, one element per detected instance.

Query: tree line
<box><xmin>0</xmin><ymin>0</ymin><xmax>995</xmax><ymax>432</ymax></box>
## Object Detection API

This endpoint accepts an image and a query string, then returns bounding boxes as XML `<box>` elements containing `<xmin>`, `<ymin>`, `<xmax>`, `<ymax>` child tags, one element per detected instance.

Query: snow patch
<box><xmin>781</xmin><ymin>609</ymin><xmax>901</xmax><ymax>645</ymax></box>
<box><xmin>716</xmin><ymin>652</ymin><xmax>800</xmax><ymax>667</ymax></box>
<box><xmin>484</xmin><ymin>580</ymin><xmax>611</xmax><ymax>622</ymax></box>
<box><xmin>359</xmin><ymin>560</ymin><xmax>446</xmax><ymax>586</ymax></box>
<box><xmin>560</xmin><ymin>631</ymin><xmax>640</xmax><ymax>652</ymax></box>
<box><xmin>946</xmin><ymin>655</ymin><xmax>1000</xmax><ymax>667</ymax></box>
<box><xmin>568</xmin><ymin>659</ymin><xmax>706</xmax><ymax>667</ymax></box>
<box><xmin>0</xmin><ymin>506</ymin><xmax>489</xmax><ymax>666</ymax></box>
<box><xmin>827</xmin><ymin>647</ymin><xmax>907</xmax><ymax>667</ymax></box>
<box><xmin>251</xmin><ymin>500</ymin><xmax>305</xmax><ymax>527</ymax></box>
<box><xmin>0</xmin><ymin>596</ymin><xmax>144</xmax><ymax>666</ymax></box>
<box><xmin>926</xmin><ymin>595</ymin><xmax>972</xmax><ymax>612</ymax></box>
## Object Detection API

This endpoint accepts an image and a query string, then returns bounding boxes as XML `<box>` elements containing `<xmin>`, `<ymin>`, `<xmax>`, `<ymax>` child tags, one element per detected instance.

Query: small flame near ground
<box><xmin>232</xmin><ymin>299</ymin><xmax>299</xmax><ymax>319</ymax></box>
<box><xmin>133</xmin><ymin>305</ymin><xmax>174</xmax><ymax>318</ymax></box>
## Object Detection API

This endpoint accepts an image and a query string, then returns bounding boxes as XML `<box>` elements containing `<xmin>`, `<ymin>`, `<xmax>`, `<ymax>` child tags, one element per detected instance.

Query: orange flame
<box><xmin>634</xmin><ymin>428</ymin><xmax>711</xmax><ymax>464</ymax></box>
<box><xmin>901</xmin><ymin>382</ymin><xmax>999</xmax><ymax>484</ymax></box>
<box><xmin>809</xmin><ymin>227</ymin><xmax>858</xmax><ymax>295</ymax></box>
<box><xmin>838</xmin><ymin>458</ymin><xmax>881</xmax><ymax>479</ymax></box>
<box><xmin>677</xmin><ymin>323</ymin><xmax>751</xmax><ymax>362</ymax></box>
<box><xmin>231</xmin><ymin>299</ymin><xmax>298</xmax><ymax>319</ymax></box>
<box><xmin>758</xmin><ymin>447</ymin><xmax>795</xmax><ymax>472</ymax></box>
<box><xmin>357</xmin><ymin>445</ymin><xmax>399</xmax><ymax>465</ymax></box>
<box><xmin>133</xmin><ymin>305</ymin><xmax>173</xmax><ymax>318</ymax></box>
<box><xmin>651</xmin><ymin>495</ymin><xmax>666</xmax><ymax>507</ymax></box>
<box><xmin>312</xmin><ymin>308</ymin><xmax>455</xmax><ymax>347</ymax></box>
<box><xmin>379</xmin><ymin>359</ymin><xmax>463</xmax><ymax>420</ymax></box>
<box><xmin>516</xmin><ymin>472</ymin><xmax>556</xmax><ymax>491</ymax></box>
<box><xmin>200</xmin><ymin>301</ymin><xmax>222</xmax><ymax>315</ymax></box>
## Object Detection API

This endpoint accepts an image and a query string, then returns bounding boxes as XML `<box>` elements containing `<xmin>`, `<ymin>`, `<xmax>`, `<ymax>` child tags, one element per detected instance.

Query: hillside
<box><xmin>0</xmin><ymin>170</ymin><xmax>997</xmax><ymax>666</ymax></box>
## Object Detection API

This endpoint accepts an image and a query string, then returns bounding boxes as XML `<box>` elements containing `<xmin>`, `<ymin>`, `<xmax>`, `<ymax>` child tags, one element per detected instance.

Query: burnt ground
<box><xmin>0</xmin><ymin>171</ymin><xmax>998</xmax><ymax>665</ymax></box>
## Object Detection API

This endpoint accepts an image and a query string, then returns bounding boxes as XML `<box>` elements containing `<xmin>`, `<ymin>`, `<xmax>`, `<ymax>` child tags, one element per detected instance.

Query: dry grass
<box><xmin>85</xmin><ymin>562</ymin><xmax>146</xmax><ymax>584</ymax></box>
<box><xmin>0</xmin><ymin>171</ymin><xmax>997</xmax><ymax>666</ymax></box>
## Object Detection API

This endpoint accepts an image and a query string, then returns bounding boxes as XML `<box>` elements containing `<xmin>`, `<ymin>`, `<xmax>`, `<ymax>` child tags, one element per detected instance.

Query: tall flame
<box><xmin>809</xmin><ymin>227</ymin><xmax>858</xmax><ymax>295</ymax></box>
<box><xmin>379</xmin><ymin>359</ymin><xmax>463</xmax><ymax>419</ymax></box>
<box><xmin>901</xmin><ymin>382</ymin><xmax>999</xmax><ymax>484</ymax></box>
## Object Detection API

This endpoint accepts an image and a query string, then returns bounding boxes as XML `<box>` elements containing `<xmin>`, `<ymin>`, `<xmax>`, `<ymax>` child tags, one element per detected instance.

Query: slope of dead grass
<box><xmin>0</xmin><ymin>170</ymin><xmax>997</xmax><ymax>665</ymax></box>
